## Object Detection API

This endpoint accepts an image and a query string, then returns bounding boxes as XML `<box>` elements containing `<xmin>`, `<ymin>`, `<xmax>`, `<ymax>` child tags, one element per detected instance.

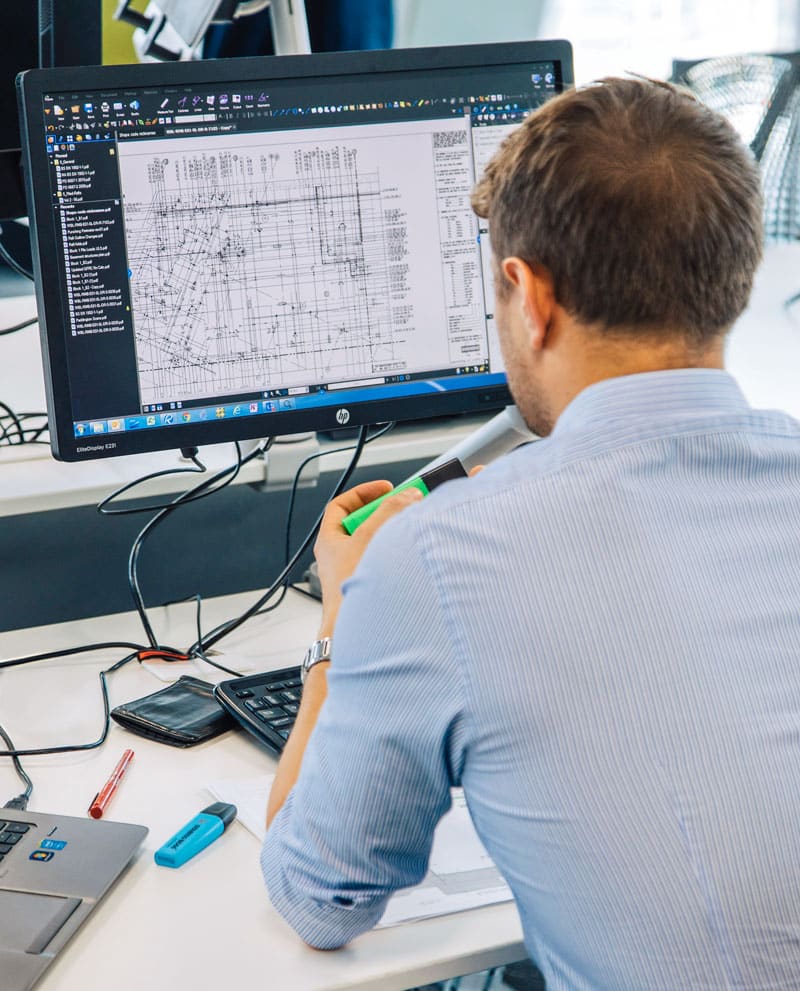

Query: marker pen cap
<box><xmin>154</xmin><ymin>802</ymin><xmax>237</xmax><ymax>868</ymax></box>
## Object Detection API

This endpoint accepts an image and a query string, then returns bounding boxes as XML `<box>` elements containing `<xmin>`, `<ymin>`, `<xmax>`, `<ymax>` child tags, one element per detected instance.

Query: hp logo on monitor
<box><xmin>336</xmin><ymin>408</ymin><xmax>351</xmax><ymax>425</ymax></box>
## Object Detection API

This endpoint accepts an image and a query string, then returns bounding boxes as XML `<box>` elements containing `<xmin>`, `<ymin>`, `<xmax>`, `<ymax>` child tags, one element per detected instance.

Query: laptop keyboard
<box><xmin>0</xmin><ymin>821</ymin><xmax>32</xmax><ymax>862</ymax></box>
<box><xmin>214</xmin><ymin>666</ymin><xmax>302</xmax><ymax>755</ymax></box>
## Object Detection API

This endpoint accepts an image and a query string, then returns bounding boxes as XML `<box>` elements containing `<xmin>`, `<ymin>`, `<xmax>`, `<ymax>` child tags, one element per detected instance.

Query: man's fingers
<box><xmin>354</xmin><ymin>486</ymin><xmax>423</xmax><ymax>541</ymax></box>
<box><xmin>468</xmin><ymin>464</ymin><xmax>485</xmax><ymax>477</ymax></box>
<box><xmin>323</xmin><ymin>480</ymin><xmax>394</xmax><ymax>524</ymax></box>
<box><xmin>318</xmin><ymin>480</ymin><xmax>393</xmax><ymax>542</ymax></box>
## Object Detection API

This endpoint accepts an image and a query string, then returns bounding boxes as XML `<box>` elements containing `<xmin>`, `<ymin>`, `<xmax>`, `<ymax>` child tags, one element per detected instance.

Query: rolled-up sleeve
<box><xmin>261</xmin><ymin>510</ymin><xmax>467</xmax><ymax>949</ymax></box>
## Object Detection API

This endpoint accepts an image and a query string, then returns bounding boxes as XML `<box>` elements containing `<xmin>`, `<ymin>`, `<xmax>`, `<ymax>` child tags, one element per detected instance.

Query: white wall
<box><xmin>393</xmin><ymin>0</ymin><xmax>546</xmax><ymax>48</ymax></box>
<box><xmin>394</xmin><ymin>0</ymin><xmax>800</xmax><ymax>83</ymax></box>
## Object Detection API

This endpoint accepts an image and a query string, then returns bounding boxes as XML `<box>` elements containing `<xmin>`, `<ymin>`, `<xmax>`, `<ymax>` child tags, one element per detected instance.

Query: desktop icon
<box><xmin>181</xmin><ymin>412</ymin><xmax>191</xmax><ymax>422</ymax></box>
<box><xmin>109</xmin><ymin>419</ymin><xmax>123</xmax><ymax>432</ymax></box>
<box><xmin>215</xmin><ymin>407</ymin><xmax>225</xmax><ymax>418</ymax></box>
<box><xmin>146</xmin><ymin>415</ymin><xmax>156</xmax><ymax>426</ymax></box>
<box><xmin>160</xmin><ymin>412</ymin><xmax>175</xmax><ymax>425</ymax></box>
<box><xmin>248</xmin><ymin>402</ymin><xmax>259</xmax><ymax>413</ymax></box>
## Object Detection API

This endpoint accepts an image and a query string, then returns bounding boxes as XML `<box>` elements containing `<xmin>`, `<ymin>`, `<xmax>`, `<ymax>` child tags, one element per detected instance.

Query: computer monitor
<box><xmin>0</xmin><ymin>0</ymin><xmax>101</xmax><ymax>221</ymax></box>
<box><xmin>18</xmin><ymin>40</ymin><xmax>573</xmax><ymax>461</ymax></box>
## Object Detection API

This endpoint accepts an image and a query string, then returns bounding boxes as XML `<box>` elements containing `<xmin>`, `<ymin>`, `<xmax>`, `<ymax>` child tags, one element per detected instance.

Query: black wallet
<box><xmin>110</xmin><ymin>676</ymin><xmax>236</xmax><ymax>747</ymax></box>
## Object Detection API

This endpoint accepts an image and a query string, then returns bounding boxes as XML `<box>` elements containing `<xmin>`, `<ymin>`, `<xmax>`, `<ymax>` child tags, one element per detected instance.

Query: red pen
<box><xmin>88</xmin><ymin>749</ymin><xmax>135</xmax><ymax>819</ymax></box>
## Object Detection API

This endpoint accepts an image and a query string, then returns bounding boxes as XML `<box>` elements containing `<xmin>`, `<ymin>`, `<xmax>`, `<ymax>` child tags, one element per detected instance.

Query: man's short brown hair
<box><xmin>472</xmin><ymin>77</ymin><xmax>764</xmax><ymax>342</ymax></box>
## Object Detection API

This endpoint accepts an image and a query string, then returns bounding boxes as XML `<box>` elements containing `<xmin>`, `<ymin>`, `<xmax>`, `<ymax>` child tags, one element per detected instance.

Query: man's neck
<box><xmin>548</xmin><ymin>329</ymin><xmax>726</xmax><ymax>427</ymax></box>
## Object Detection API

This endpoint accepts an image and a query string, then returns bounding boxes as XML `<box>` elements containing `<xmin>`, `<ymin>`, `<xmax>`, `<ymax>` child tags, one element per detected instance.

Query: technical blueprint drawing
<box><xmin>116</xmin><ymin>119</ymin><xmax>481</xmax><ymax>406</ymax></box>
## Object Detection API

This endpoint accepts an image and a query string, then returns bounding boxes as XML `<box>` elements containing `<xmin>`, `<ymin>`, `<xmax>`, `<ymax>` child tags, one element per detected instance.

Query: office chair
<box><xmin>673</xmin><ymin>53</ymin><xmax>800</xmax><ymax>243</ymax></box>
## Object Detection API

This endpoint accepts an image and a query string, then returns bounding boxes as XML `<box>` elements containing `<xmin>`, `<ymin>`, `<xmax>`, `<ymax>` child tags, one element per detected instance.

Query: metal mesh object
<box><xmin>676</xmin><ymin>53</ymin><xmax>800</xmax><ymax>242</ymax></box>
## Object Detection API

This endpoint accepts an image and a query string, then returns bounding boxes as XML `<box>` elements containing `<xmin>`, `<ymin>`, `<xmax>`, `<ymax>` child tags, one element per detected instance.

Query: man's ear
<box><xmin>501</xmin><ymin>257</ymin><xmax>555</xmax><ymax>351</ymax></box>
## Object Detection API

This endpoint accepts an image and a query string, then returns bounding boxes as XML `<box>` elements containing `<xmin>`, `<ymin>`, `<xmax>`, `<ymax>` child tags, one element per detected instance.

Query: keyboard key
<box><xmin>283</xmin><ymin>702</ymin><xmax>299</xmax><ymax>715</ymax></box>
<box><xmin>281</xmin><ymin>689</ymin><xmax>301</xmax><ymax>703</ymax></box>
<box><xmin>234</xmin><ymin>689</ymin><xmax>254</xmax><ymax>699</ymax></box>
<box><xmin>269</xmin><ymin>716</ymin><xmax>294</xmax><ymax>729</ymax></box>
<box><xmin>0</xmin><ymin>832</ymin><xmax>21</xmax><ymax>845</ymax></box>
<box><xmin>283</xmin><ymin>677</ymin><xmax>302</xmax><ymax>688</ymax></box>
<box><xmin>5</xmin><ymin>823</ymin><xmax>30</xmax><ymax>833</ymax></box>
<box><xmin>0</xmin><ymin>843</ymin><xmax>12</xmax><ymax>855</ymax></box>
<box><xmin>244</xmin><ymin>699</ymin><xmax>267</xmax><ymax>712</ymax></box>
<box><xmin>255</xmin><ymin>707</ymin><xmax>285</xmax><ymax>721</ymax></box>
<box><xmin>277</xmin><ymin>729</ymin><xmax>291</xmax><ymax>740</ymax></box>
<box><xmin>264</xmin><ymin>693</ymin><xmax>284</xmax><ymax>707</ymax></box>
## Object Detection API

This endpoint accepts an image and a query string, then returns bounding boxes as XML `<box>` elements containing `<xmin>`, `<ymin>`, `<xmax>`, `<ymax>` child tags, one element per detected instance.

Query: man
<box><xmin>262</xmin><ymin>77</ymin><xmax>800</xmax><ymax>988</ymax></box>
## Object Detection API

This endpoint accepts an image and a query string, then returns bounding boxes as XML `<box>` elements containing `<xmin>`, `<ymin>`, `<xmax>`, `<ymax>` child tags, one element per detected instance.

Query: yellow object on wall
<box><xmin>102</xmin><ymin>0</ymin><xmax>139</xmax><ymax>64</ymax></box>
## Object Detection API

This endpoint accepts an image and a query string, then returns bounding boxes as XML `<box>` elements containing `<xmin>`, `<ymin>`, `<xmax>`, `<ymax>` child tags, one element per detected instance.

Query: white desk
<box><xmin>0</xmin><ymin>590</ymin><xmax>525</xmax><ymax>991</ymax></box>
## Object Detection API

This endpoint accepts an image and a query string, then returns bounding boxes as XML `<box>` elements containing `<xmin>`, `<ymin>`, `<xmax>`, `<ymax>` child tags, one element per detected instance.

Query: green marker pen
<box><xmin>342</xmin><ymin>457</ymin><xmax>467</xmax><ymax>534</ymax></box>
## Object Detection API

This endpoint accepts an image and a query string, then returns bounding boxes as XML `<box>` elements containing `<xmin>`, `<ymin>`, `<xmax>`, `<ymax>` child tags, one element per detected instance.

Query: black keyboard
<box><xmin>0</xmin><ymin>820</ymin><xmax>31</xmax><ymax>862</ymax></box>
<box><xmin>214</xmin><ymin>666</ymin><xmax>303</xmax><ymax>755</ymax></box>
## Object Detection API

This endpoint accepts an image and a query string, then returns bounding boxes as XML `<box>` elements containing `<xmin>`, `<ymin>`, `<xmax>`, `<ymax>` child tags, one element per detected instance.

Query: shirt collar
<box><xmin>551</xmin><ymin>369</ymin><xmax>751</xmax><ymax>441</ymax></box>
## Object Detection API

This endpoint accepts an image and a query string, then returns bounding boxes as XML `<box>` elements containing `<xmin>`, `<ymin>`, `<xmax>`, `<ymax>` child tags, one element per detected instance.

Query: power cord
<box><xmin>0</xmin><ymin>314</ymin><xmax>37</xmax><ymax>336</ymax></box>
<box><xmin>0</xmin><ymin>408</ymin><xmax>48</xmax><ymax>446</ymax></box>
<box><xmin>0</xmin><ymin>644</ymin><xmax>156</xmax><ymax>762</ymax></box>
<box><xmin>0</xmin><ymin>721</ymin><xmax>33</xmax><ymax>810</ymax></box>
<box><xmin>0</xmin><ymin>424</ymin><xmax>380</xmax><ymax>780</ymax></box>
<box><xmin>188</xmin><ymin>424</ymin><xmax>371</xmax><ymax>656</ymax></box>
<box><xmin>121</xmin><ymin>440</ymin><xmax>271</xmax><ymax>648</ymax></box>
<box><xmin>283</xmin><ymin>421</ymin><xmax>395</xmax><ymax>572</ymax></box>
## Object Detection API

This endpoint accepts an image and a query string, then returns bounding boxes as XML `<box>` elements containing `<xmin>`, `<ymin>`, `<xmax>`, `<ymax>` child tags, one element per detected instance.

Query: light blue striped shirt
<box><xmin>263</xmin><ymin>369</ymin><xmax>800</xmax><ymax>989</ymax></box>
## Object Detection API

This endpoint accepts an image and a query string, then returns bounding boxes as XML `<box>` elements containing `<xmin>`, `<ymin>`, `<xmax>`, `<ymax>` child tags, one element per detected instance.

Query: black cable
<box><xmin>0</xmin><ymin>401</ymin><xmax>25</xmax><ymax>444</ymax></box>
<box><xmin>0</xmin><ymin>411</ymin><xmax>48</xmax><ymax>446</ymax></box>
<box><xmin>189</xmin><ymin>424</ymin><xmax>371</xmax><ymax>656</ymax></box>
<box><xmin>288</xmin><ymin>581</ymin><xmax>321</xmax><ymax>602</ymax></box>
<box><xmin>125</xmin><ymin>439</ymin><xmax>270</xmax><ymax>647</ymax></box>
<box><xmin>0</xmin><ymin>720</ymin><xmax>33</xmax><ymax>808</ymax></box>
<box><xmin>0</xmin><ymin>650</ymin><xmax>140</xmax><ymax>759</ymax></box>
<box><xmin>283</xmin><ymin>422</ymin><xmax>395</xmax><ymax>569</ymax></box>
<box><xmin>0</xmin><ymin>238</ymin><xmax>34</xmax><ymax>282</ymax></box>
<box><xmin>97</xmin><ymin>448</ymin><xmax>206</xmax><ymax>515</ymax></box>
<box><xmin>185</xmin><ymin>593</ymin><xmax>243</xmax><ymax>677</ymax></box>
<box><xmin>0</xmin><ymin>641</ymin><xmax>189</xmax><ymax>671</ymax></box>
<box><xmin>0</xmin><ymin>314</ymin><xmax>36</xmax><ymax>336</ymax></box>
<box><xmin>252</xmin><ymin>580</ymin><xmax>289</xmax><ymax>618</ymax></box>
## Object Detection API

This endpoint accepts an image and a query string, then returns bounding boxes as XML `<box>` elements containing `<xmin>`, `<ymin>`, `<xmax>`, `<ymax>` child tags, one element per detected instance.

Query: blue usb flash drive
<box><xmin>154</xmin><ymin>801</ymin><xmax>237</xmax><ymax>868</ymax></box>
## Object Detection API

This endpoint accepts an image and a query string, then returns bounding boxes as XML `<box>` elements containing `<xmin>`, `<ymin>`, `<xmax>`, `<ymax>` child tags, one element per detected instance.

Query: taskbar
<box><xmin>72</xmin><ymin>372</ymin><xmax>506</xmax><ymax>439</ymax></box>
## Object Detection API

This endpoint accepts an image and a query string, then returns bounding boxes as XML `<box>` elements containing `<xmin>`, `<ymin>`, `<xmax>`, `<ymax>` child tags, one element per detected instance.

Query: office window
<box><xmin>539</xmin><ymin>0</ymin><xmax>800</xmax><ymax>81</ymax></box>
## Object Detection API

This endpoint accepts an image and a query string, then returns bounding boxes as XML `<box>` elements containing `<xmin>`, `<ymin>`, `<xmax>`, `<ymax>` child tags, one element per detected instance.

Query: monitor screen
<box><xmin>18</xmin><ymin>41</ymin><xmax>573</xmax><ymax>460</ymax></box>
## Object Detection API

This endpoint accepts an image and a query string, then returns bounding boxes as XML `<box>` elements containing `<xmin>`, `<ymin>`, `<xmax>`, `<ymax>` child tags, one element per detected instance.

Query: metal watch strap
<box><xmin>301</xmin><ymin>636</ymin><xmax>333</xmax><ymax>684</ymax></box>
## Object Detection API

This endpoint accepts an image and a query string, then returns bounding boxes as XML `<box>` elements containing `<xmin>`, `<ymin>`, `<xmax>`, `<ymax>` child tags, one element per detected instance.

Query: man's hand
<box><xmin>314</xmin><ymin>480</ymin><xmax>423</xmax><ymax>637</ymax></box>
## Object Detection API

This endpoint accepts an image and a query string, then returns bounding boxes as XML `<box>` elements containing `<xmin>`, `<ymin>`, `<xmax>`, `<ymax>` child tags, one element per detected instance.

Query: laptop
<box><xmin>0</xmin><ymin>807</ymin><xmax>147</xmax><ymax>991</ymax></box>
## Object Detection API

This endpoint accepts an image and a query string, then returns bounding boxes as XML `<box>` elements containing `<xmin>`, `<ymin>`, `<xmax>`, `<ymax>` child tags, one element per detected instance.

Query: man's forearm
<box><xmin>266</xmin><ymin>661</ymin><xmax>330</xmax><ymax>826</ymax></box>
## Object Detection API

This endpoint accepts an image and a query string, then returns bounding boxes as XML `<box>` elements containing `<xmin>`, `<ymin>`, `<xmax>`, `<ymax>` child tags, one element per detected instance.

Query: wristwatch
<box><xmin>301</xmin><ymin>636</ymin><xmax>333</xmax><ymax>684</ymax></box>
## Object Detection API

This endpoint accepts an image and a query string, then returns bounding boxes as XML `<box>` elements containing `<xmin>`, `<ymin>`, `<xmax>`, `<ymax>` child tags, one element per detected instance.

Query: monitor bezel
<box><xmin>18</xmin><ymin>40</ymin><xmax>573</xmax><ymax>461</ymax></box>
